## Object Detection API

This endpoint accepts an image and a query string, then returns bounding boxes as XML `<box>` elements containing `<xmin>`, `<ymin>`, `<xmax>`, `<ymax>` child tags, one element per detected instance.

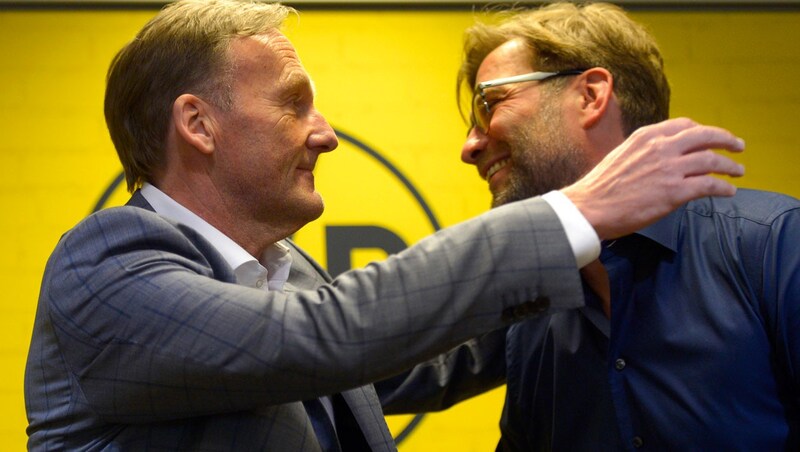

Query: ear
<box><xmin>172</xmin><ymin>94</ymin><xmax>216</xmax><ymax>155</ymax></box>
<box><xmin>575</xmin><ymin>67</ymin><xmax>614</xmax><ymax>130</ymax></box>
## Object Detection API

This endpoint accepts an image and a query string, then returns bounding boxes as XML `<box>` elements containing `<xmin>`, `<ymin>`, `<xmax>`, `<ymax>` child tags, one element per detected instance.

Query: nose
<box><xmin>461</xmin><ymin>127</ymin><xmax>487</xmax><ymax>165</ymax></box>
<box><xmin>307</xmin><ymin>109</ymin><xmax>338</xmax><ymax>153</ymax></box>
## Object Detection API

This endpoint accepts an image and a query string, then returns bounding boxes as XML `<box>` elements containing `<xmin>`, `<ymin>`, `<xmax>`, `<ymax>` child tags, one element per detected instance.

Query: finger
<box><xmin>680</xmin><ymin>150</ymin><xmax>745</xmax><ymax>178</ymax></box>
<box><xmin>633</xmin><ymin>117</ymin><xmax>699</xmax><ymax>140</ymax></box>
<box><xmin>669</xmin><ymin>124</ymin><xmax>746</xmax><ymax>155</ymax></box>
<box><xmin>675</xmin><ymin>174</ymin><xmax>738</xmax><ymax>201</ymax></box>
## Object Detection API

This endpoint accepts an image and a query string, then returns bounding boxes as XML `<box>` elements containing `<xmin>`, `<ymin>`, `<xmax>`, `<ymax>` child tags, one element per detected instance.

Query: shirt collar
<box><xmin>139</xmin><ymin>183</ymin><xmax>292</xmax><ymax>290</ymax></box>
<box><xmin>635</xmin><ymin>203</ymin><xmax>686</xmax><ymax>253</ymax></box>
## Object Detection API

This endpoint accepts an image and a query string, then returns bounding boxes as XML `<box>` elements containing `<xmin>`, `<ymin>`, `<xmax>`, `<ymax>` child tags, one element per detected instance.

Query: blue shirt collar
<box><xmin>635</xmin><ymin>204</ymin><xmax>686</xmax><ymax>254</ymax></box>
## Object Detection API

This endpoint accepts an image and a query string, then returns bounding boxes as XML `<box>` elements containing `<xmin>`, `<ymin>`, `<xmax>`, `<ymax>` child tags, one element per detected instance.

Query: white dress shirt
<box><xmin>543</xmin><ymin>190</ymin><xmax>601</xmax><ymax>268</ymax></box>
<box><xmin>140</xmin><ymin>183</ymin><xmax>292</xmax><ymax>292</ymax></box>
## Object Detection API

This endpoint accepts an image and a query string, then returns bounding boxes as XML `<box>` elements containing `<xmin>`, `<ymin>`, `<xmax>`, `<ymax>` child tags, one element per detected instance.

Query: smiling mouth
<box><xmin>485</xmin><ymin>159</ymin><xmax>509</xmax><ymax>181</ymax></box>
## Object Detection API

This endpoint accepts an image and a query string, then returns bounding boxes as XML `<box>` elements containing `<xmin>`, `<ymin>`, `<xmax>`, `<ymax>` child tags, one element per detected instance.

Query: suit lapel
<box><xmin>285</xmin><ymin>241</ymin><xmax>394</xmax><ymax>450</ymax></box>
<box><xmin>339</xmin><ymin>387</ymin><xmax>394</xmax><ymax>450</ymax></box>
<box><xmin>284</xmin><ymin>239</ymin><xmax>332</xmax><ymax>289</ymax></box>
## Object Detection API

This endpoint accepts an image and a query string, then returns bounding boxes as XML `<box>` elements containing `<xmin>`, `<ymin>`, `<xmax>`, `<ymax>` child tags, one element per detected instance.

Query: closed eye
<box><xmin>481</xmin><ymin>86</ymin><xmax>509</xmax><ymax>111</ymax></box>
<box><xmin>484</xmin><ymin>98</ymin><xmax>501</xmax><ymax>112</ymax></box>
<box><xmin>281</xmin><ymin>73</ymin><xmax>315</xmax><ymax>114</ymax></box>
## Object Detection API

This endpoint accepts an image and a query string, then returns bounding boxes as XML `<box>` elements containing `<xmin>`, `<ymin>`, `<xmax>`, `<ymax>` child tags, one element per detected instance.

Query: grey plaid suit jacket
<box><xmin>25</xmin><ymin>191</ymin><xmax>583</xmax><ymax>450</ymax></box>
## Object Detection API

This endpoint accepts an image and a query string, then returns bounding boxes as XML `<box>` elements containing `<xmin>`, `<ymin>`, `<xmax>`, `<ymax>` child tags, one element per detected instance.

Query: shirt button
<box><xmin>632</xmin><ymin>436</ymin><xmax>643</xmax><ymax>448</ymax></box>
<box><xmin>255</xmin><ymin>279</ymin><xmax>264</xmax><ymax>288</ymax></box>
<box><xmin>615</xmin><ymin>358</ymin><xmax>626</xmax><ymax>370</ymax></box>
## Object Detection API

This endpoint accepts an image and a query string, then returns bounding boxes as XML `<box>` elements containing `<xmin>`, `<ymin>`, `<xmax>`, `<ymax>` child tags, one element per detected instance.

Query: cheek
<box><xmin>492</xmin><ymin>101</ymin><xmax>537</xmax><ymax>133</ymax></box>
<box><xmin>220</xmin><ymin>115</ymin><xmax>307</xmax><ymax>174</ymax></box>
<box><xmin>489</xmin><ymin>114</ymin><xmax>528</xmax><ymax>145</ymax></box>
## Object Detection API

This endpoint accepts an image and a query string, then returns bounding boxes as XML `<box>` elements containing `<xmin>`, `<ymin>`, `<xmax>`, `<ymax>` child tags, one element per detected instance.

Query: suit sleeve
<box><xmin>375</xmin><ymin>328</ymin><xmax>507</xmax><ymax>414</ymax></box>
<box><xmin>41</xmin><ymin>196</ymin><xmax>584</xmax><ymax>422</ymax></box>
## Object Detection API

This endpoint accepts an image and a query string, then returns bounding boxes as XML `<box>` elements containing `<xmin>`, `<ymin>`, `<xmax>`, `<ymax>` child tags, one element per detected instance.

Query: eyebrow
<box><xmin>280</xmin><ymin>71</ymin><xmax>314</xmax><ymax>97</ymax></box>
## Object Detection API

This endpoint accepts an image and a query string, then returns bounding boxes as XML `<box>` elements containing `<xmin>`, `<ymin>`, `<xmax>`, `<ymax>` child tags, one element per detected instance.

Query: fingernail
<box><xmin>737</xmin><ymin>138</ymin><xmax>745</xmax><ymax>149</ymax></box>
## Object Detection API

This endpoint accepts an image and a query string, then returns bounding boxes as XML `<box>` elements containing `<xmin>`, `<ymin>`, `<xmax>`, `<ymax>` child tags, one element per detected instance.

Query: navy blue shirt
<box><xmin>499</xmin><ymin>189</ymin><xmax>800</xmax><ymax>451</ymax></box>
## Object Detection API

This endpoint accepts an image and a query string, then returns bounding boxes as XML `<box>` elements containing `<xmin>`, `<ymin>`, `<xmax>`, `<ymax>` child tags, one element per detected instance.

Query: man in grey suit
<box><xmin>24</xmin><ymin>0</ymin><xmax>746</xmax><ymax>450</ymax></box>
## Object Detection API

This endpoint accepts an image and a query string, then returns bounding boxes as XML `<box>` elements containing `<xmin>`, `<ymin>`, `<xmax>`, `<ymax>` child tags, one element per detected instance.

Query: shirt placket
<box><xmin>604</xmin><ymin>240</ymin><xmax>644</xmax><ymax>450</ymax></box>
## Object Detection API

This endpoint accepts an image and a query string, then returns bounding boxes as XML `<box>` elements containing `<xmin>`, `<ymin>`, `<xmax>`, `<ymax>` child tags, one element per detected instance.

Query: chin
<box><xmin>491</xmin><ymin>189</ymin><xmax>515</xmax><ymax>208</ymax></box>
<box><xmin>301</xmin><ymin>194</ymin><xmax>326</xmax><ymax>221</ymax></box>
<box><xmin>490</xmin><ymin>197</ymin><xmax>506</xmax><ymax>209</ymax></box>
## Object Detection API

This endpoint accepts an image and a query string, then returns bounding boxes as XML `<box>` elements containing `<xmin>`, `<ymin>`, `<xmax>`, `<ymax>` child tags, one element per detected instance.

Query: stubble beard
<box><xmin>491</xmin><ymin>96</ymin><xmax>592</xmax><ymax>208</ymax></box>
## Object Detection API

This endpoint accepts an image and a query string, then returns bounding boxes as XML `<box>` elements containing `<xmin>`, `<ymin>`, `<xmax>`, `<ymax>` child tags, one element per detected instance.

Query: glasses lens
<box><xmin>471</xmin><ymin>93</ymin><xmax>488</xmax><ymax>133</ymax></box>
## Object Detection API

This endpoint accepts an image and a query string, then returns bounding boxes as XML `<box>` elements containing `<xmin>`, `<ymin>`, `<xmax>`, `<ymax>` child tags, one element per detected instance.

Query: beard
<box><xmin>491</xmin><ymin>94</ymin><xmax>593</xmax><ymax>208</ymax></box>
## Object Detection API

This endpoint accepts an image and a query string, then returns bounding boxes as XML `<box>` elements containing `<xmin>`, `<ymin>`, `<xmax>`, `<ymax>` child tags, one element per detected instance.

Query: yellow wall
<box><xmin>1</xmin><ymin>6</ymin><xmax>798</xmax><ymax>451</ymax></box>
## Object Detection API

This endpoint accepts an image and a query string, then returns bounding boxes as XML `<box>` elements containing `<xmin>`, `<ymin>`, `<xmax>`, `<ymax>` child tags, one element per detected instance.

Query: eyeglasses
<box><xmin>470</xmin><ymin>69</ymin><xmax>586</xmax><ymax>133</ymax></box>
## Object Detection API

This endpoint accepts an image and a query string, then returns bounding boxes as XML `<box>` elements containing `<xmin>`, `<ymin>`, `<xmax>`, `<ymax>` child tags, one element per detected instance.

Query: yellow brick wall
<box><xmin>1</xmin><ymin>6</ymin><xmax>798</xmax><ymax>451</ymax></box>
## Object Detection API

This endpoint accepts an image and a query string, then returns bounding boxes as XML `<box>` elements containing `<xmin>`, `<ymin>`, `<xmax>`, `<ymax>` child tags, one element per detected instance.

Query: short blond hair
<box><xmin>105</xmin><ymin>0</ymin><xmax>294</xmax><ymax>192</ymax></box>
<box><xmin>459</xmin><ymin>2</ymin><xmax>670</xmax><ymax>136</ymax></box>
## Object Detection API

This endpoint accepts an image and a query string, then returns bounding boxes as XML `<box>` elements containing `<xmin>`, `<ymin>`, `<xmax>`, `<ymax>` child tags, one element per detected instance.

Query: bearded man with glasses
<box><xmin>380</xmin><ymin>2</ymin><xmax>800</xmax><ymax>451</ymax></box>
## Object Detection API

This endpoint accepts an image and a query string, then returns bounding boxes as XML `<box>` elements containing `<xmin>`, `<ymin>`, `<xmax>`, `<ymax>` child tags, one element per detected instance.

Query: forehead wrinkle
<box><xmin>241</xmin><ymin>30</ymin><xmax>311</xmax><ymax>96</ymax></box>
<box><xmin>477</xmin><ymin>38</ymin><xmax>534</xmax><ymax>83</ymax></box>
<box><xmin>273</xmin><ymin>52</ymin><xmax>311</xmax><ymax>95</ymax></box>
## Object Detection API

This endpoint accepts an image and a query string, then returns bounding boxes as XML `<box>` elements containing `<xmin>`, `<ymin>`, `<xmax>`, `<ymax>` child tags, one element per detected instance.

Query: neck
<box><xmin>152</xmin><ymin>178</ymin><xmax>294</xmax><ymax>258</ymax></box>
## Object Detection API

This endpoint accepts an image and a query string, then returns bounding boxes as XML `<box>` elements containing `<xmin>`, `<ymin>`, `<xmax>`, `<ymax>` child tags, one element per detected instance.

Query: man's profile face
<box><xmin>208</xmin><ymin>31</ymin><xmax>338</xmax><ymax>230</ymax></box>
<box><xmin>461</xmin><ymin>39</ymin><xmax>591</xmax><ymax>207</ymax></box>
